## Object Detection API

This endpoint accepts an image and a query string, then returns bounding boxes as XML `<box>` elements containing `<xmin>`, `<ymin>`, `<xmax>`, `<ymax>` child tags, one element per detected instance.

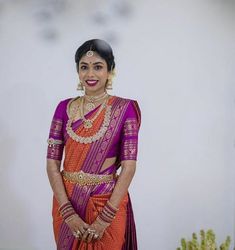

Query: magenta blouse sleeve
<box><xmin>120</xmin><ymin>100</ymin><xmax>141</xmax><ymax>161</ymax></box>
<box><xmin>46</xmin><ymin>101</ymin><xmax>66</xmax><ymax>161</ymax></box>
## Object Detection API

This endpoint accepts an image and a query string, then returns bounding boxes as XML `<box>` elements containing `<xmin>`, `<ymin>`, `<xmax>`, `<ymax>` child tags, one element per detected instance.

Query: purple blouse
<box><xmin>47</xmin><ymin>96</ymin><xmax>141</xmax><ymax>162</ymax></box>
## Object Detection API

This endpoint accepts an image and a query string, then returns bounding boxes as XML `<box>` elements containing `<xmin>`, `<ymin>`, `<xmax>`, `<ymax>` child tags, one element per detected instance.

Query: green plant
<box><xmin>176</xmin><ymin>229</ymin><xmax>233</xmax><ymax>250</ymax></box>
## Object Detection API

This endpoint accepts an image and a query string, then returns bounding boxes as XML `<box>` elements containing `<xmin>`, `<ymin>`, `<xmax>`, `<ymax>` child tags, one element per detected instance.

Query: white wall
<box><xmin>0</xmin><ymin>0</ymin><xmax>234</xmax><ymax>249</ymax></box>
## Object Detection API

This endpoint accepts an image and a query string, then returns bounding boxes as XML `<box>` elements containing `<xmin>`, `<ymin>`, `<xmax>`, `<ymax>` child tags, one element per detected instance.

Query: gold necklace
<box><xmin>84</xmin><ymin>92</ymin><xmax>108</xmax><ymax>111</ymax></box>
<box><xmin>65</xmin><ymin>97</ymin><xmax>112</xmax><ymax>144</ymax></box>
<box><xmin>80</xmin><ymin>96</ymin><xmax>108</xmax><ymax>129</ymax></box>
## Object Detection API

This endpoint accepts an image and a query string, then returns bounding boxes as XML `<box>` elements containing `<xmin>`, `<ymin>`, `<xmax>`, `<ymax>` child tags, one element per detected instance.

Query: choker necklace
<box><xmin>80</xmin><ymin>96</ymin><xmax>108</xmax><ymax>129</ymax></box>
<box><xmin>84</xmin><ymin>92</ymin><xmax>108</xmax><ymax>111</ymax></box>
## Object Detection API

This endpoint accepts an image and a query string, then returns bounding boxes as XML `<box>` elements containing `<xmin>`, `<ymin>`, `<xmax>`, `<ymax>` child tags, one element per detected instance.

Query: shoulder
<box><xmin>113</xmin><ymin>96</ymin><xmax>141</xmax><ymax>126</ymax></box>
<box><xmin>53</xmin><ymin>97</ymin><xmax>77</xmax><ymax>119</ymax></box>
<box><xmin>113</xmin><ymin>95</ymin><xmax>140</xmax><ymax>106</ymax></box>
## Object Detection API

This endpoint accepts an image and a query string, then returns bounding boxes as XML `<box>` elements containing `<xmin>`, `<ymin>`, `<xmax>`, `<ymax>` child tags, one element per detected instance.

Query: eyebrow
<box><xmin>80</xmin><ymin>61</ymin><xmax>105</xmax><ymax>65</ymax></box>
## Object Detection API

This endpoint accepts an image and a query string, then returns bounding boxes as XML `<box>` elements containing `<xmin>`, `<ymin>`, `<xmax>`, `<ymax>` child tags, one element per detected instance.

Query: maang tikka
<box><xmin>86</xmin><ymin>45</ymin><xmax>94</xmax><ymax>57</ymax></box>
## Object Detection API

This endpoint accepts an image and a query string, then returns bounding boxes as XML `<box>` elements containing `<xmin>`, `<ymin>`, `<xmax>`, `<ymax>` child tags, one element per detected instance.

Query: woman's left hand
<box><xmin>81</xmin><ymin>220</ymin><xmax>109</xmax><ymax>243</ymax></box>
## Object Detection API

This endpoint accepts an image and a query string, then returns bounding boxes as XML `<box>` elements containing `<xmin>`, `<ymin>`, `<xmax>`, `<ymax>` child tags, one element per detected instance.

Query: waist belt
<box><xmin>62</xmin><ymin>170</ymin><xmax>116</xmax><ymax>186</ymax></box>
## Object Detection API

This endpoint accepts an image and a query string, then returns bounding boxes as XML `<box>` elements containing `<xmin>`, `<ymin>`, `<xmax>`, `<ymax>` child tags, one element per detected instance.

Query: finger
<box><xmin>72</xmin><ymin>231</ymin><xmax>81</xmax><ymax>240</ymax></box>
<box><xmin>79</xmin><ymin>227</ymin><xmax>86</xmax><ymax>235</ymax></box>
<box><xmin>93</xmin><ymin>233</ymin><xmax>99</xmax><ymax>241</ymax></box>
<box><xmin>86</xmin><ymin>232</ymin><xmax>94</xmax><ymax>243</ymax></box>
<box><xmin>98</xmin><ymin>231</ymin><xmax>105</xmax><ymax>240</ymax></box>
<box><xmin>82</xmin><ymin>229</ymin><xmax>89</xmax><ymax>242</ymax></box>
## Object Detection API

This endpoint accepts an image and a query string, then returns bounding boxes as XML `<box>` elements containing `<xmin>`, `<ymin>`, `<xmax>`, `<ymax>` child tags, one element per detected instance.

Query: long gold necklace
<box><xmin>66</xmin><ymin>96</ymin><xmax>112</xmax><ymax>144</ymax></box>
<box><xmin>80</xmin><ymin>96</ymin><xmax>108</xmax><ymax>129</ymax></box>
<box><xmin>84</xmin><ymin>92</ymin><xmax>108</xmax><ymax>111</ymax></box>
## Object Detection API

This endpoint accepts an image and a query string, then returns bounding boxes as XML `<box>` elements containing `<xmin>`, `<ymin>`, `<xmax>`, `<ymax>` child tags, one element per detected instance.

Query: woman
<box><xmin>46</xmin><ymin>39</ymin><xmax>141</xmax><ymax>250</ymax></box>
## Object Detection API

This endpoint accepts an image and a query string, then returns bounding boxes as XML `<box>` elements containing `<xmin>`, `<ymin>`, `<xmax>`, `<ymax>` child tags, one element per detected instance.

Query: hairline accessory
<box><xmin>86</xmin><ymin>45</ymin><xmax>94</xmax><ymax>57</ymax></box>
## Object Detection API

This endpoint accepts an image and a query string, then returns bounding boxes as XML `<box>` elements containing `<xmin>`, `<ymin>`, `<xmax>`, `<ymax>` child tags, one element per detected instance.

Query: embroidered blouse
<box><xmin>47</xmin><ymin>96</ymin><xmax>141</xmax><ymax>162</ymax></box>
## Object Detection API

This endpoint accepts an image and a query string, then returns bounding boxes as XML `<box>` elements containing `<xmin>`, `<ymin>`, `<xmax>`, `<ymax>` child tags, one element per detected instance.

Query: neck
<box><xmin>84</xmin><ymin>90</ymin><xmax>107</xmax><ymax>97</ymax></box>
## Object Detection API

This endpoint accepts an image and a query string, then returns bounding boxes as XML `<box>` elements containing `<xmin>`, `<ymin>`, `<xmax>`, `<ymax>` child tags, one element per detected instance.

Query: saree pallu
<box><xmin>47</xmin><ymin>96</ymin><xmax>141</xmax><ymax>250</ymax></box>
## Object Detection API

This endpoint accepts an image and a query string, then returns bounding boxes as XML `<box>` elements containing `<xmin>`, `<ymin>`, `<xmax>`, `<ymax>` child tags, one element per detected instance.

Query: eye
<box><xmin>94</xmin><ymin>65</ymin><xmax>103</xmax><ymax>70</ymax></box>
<box><xmin>80</xmin><ymin>65</ymin><xmax>87</xmax><ymax>70</ymax></box>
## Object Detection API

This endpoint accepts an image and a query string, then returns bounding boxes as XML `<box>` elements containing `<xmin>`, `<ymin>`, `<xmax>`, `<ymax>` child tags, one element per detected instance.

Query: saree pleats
<box><xmin>68</xmin><ymin>193</ymin><xmax>128</xmax><ymax>250</ymax></box>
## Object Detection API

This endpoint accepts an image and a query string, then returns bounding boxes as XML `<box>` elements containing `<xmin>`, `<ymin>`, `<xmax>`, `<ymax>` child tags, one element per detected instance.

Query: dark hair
<box><xmin>75</xmin><ymin>39</ymin><xmax>115</xmax><ymax>72</ymax></box>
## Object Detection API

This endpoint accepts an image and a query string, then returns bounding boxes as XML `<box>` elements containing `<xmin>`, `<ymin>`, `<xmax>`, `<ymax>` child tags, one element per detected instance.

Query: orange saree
<box><xmin>47</xmin><ymin>96</ymin><xmax>141</xmax><ymax>250</ymax></box>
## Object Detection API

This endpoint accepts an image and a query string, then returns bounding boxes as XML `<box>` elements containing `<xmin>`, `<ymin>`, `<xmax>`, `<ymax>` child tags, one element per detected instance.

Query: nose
<box><xmin>87</xmin><ymin>67</ymin><xmax>95</xmax><ymax>78</ymax></box>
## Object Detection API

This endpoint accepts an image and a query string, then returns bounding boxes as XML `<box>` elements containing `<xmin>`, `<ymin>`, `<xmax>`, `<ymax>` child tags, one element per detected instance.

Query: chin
<box><xmin>85</xmin><ymin>86</ymin><xmax>105</xmax><ymax>93</ymax></box>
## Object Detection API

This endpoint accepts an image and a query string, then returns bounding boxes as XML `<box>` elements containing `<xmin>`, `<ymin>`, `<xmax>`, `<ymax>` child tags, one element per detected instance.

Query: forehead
<box><xmin>79</xmin><ymin>52</ymin><xmax>106</xmax><ymax>64</ymax></box>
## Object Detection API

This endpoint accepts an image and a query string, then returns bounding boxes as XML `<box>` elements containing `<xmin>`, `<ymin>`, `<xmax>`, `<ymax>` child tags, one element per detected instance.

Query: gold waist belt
<box><xmin>62</xmin><ymin>170</ymin><xmax>116</xmax><ymax>186</ymax></box>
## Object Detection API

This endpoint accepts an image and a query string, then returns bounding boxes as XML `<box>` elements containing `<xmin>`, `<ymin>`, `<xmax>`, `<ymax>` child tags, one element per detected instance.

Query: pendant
<box><xmin>85</xmin><ymin>102</ymin><xmax>95</xmax><ymax>111</ymax></box>
<box><xmin>83</xmin><ymin>120</ymin><xmax>93</xmax><ymax>129</ymax></box>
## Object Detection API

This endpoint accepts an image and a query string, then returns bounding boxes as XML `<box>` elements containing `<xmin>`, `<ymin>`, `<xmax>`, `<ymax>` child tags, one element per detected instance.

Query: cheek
<box><xmin>79</xmin><ymin>72</ymin><xmax>86</xmax><ymax>79</ymax></box>
<box><xmin>99</xmin><ymin>71</ymin><xmax>108</xmax><ymax>81</ymax></box>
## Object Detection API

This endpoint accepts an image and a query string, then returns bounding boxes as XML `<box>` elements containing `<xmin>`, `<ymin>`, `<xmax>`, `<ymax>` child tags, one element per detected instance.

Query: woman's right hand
<box><xmin>66</xmin><ymin>214</ymin><xmax>89</xmax><ymax>238</ymax></box>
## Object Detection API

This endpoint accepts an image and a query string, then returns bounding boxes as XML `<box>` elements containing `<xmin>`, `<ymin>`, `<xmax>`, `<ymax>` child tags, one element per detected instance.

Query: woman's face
<box><xmin>78</xmin><ymin>52</ymin><xmax>110</xmax><ymax>95</ymax></box>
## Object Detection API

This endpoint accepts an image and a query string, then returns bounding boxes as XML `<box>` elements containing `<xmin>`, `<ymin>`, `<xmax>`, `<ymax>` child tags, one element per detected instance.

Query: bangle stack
<box><xmin>97</xmin><ymin>201</ymin><xmax>119</xmax><ymax>225</ymax></box>
<box><xmin>58</xmin><ymin>201</ymin><xmax>77</xmax><ymax>223</ymax></box>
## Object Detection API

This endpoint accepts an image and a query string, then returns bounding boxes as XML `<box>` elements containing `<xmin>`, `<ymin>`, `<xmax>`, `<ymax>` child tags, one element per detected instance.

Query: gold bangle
<box><xmin>65</xmin><ymin>214</ymin><xmax>77</xmax><ymax>224</ymax></box>
<box><xmin>58</xmin><ymin>201</ymin><xmax>70</xmax><ymax>211</ymax></box>
<box><xmin>96</xmin><ymin>216</ymin><xmax>110</xmax><ymax>227</ymax></box>
<box><xmin>107</xmin><ymin>200</ymin><xmax>119</xmax><ymax>212</ymax></box>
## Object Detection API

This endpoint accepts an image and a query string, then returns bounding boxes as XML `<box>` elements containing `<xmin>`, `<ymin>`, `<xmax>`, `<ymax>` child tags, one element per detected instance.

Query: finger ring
<box><xmin>87</xmin><ymin>228</ymin><xmax>96</xmax><ymax>234</ymax></box>
<box><xmin>93</xmin><ymin>233</ymin><xmax>99</xmax><ymax>239</ymax></box>
<box><xmin>73</xmin><ymin>230</ymin><xmax>81</xmax><ymax>238</ymax></box>
<box><xmin>73</xmin><ymin>232</ymin><xmax>79</xmax><ymax>238</ymax></box>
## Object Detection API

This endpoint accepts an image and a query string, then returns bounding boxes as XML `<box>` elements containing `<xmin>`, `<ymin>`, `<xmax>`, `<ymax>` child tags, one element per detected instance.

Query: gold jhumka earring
<box><xmin>106</xmin><ymin>67</ymin><xmax>115</xmax><ymax>90</ymax></box>
<box><xmin>77</xmin><ymin>80</ymin><xmax>84</xmax><ymax>91</ymax></box>
<box><xmin>106</xmin><ymin>78</ymin><xmax>113</xmax><ymax>90</ymax></box>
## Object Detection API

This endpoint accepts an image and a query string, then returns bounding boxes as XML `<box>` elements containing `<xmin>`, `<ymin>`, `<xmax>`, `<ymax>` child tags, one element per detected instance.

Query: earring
<box><xmin>77</xmin><ymin>80</ymin><xmax>84</xmax><ymax>91</ymax></box>
<box><xmin>106</xmin><ymin>78</ymin><xmax>113</xmax><ymax>90</ymax></box>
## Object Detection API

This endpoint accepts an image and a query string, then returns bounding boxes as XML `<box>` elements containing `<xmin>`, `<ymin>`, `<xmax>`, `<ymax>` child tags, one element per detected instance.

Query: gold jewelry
<box><xmin>84</xmin><ymin>92</ymin><xmax>108</xmax><ymax>111</ymax></box>
<box><xmin>76</xmin><ymin>230</ymin><xmax>81</xmax><ymax>235</ymax></box>
<box><xmin>86</xmin><ymin>50</ymin><xmax>94</xmax><ymax>57</ymax></box>
<box><xmin>65</xmin><ymin>214</ymin><xmax>77</xmax><ymax>224</ymax></box>
<box><xmin>93</xmin><ymin>234</ymin><xmax>99</xmax><ymax>239</ymax></box>
<box><xmin>106</xmin><ymin>78</ymin><xmax>113</xmax><ymax>90</ymax></box>
<box><xmin>86</xmin><ymin>46</ymin><xmax>94</xmax><ymax>57</ymax></box>
<box><xmin>87</xmin><ymin>228</ymin><xmax>96</xmax><ymax>233</ymax></box>
<box><xmin>107</xmin><ymin>200</ymin><xmax>119</xmax><ymax>212</ymax></box>
<box><xmin>80</xmin><ymin>96</ymin><xmax>107</xmax><ymax>129</ymax></box>
<box><xmin>73</xmin><ymin>230</ymin><xmax>81</xmax><ymax>238</ymax></box>
<box><xmin>77</xmin><ymin>80</ymin><xmax>84</xmax><ymax>91</ymax></box>
<box><xmin>47</xmin><ymin>138</ymin><xmax>63</xmax><ymax>147</ymax></box>
<box><xmin>96</xmin><ymin>216</ymin><xmax>110</xmax><ymax>227</ymax></box>
<box><xmin>62</xmin><ymin>170</ymin><xmax>116</xmax><ymax>186</ymax></box>
<box><xmin>65</xmin><ymin>96</ymin><xmax>112</xmax><ymax>144</ymax></box>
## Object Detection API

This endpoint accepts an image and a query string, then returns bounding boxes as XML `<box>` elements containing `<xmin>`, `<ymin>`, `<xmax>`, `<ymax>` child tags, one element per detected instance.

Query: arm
<box><xmin>46</xmin><ymin>159</ymin><xmax>89</xmax><ymax>235</ymax></box>
<box><xmin>46</xmin><ymin>159</ymin><xmax>69</xmax><ymax>206</ymax></box>
<box><xmin>46</xmin><ymin>100</ymin><xmax>88</xmax><ymax>238</ymax></box>
<box><xmin>109</xmin><ymin>160</ymin><xmax>136</xmax><ymax>208</ymax></box>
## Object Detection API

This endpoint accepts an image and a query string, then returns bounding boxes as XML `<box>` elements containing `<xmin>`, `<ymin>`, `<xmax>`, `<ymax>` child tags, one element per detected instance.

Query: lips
<box><xmin>86</xmin><ymin>80</ymin><xmax>99</xmax><ymax>87</ymax></box>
